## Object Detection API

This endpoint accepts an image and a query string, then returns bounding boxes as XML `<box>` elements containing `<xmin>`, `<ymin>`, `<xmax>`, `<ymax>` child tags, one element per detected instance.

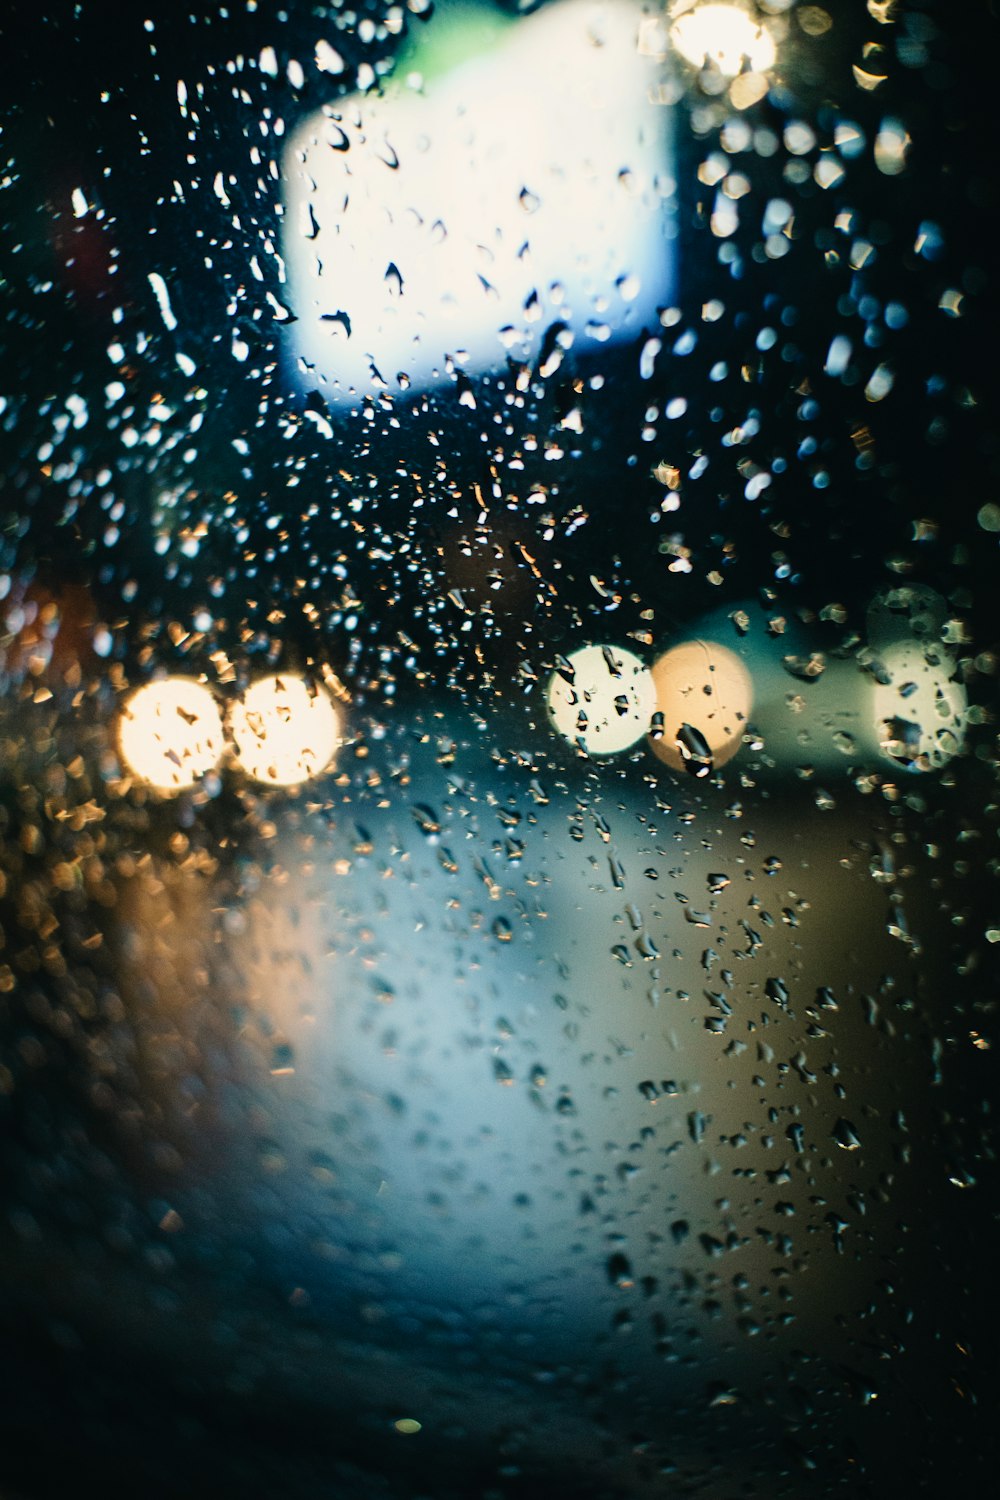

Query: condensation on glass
<box><xmin>0</xmin><ymin>2</ymin><xmax>997</xmax><ymax>1496</ymax></box>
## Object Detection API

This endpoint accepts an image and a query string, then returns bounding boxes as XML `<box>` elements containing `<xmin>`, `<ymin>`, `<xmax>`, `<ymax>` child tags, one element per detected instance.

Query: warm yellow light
<box><xmin>230</xmin><ymin>674</ymin><xmax>341</xmax><ymax>786</ymax></box>
<box><xmin>670</xmin><ymin>3</ymin><xmax>777</xmax><ymax>76</ymax></box>
<box><xmin>546</xmin><ymin>644</ymin><xmax>657</xmax><ymax>756</ymax></box>
<box><xmin>648</xmin><ymin>640</ymin><xmax>752</xmax><ymax>775</ymax></box>
<box><xmin>118</xmin><ymin>678</ymin><xmax>225</xmax><ymax>792</ymax></box>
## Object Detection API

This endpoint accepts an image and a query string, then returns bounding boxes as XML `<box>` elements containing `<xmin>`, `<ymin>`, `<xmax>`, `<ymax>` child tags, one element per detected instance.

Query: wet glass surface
<box><xmin>1</xmin><ymin>2</ymin><xmax>998</xmax><ymax>1495</ymax></box>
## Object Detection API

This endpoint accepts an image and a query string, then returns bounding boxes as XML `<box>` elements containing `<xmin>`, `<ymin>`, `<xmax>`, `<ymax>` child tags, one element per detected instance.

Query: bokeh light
<box><xmin>670</xmin><ymin>2</ymin><xmax>777</xmax><ymax>76</ymax></box>
<box><xmin>283</xmin><ymin>0</ymin><xmax>676</xmax><ymax>403</ymax></box>
<box><xmin>117</xmin><ymin>678</ymin><xmax>225</xmax><ymax>792</ymax></box>
<box><xmin>648</xmin><ymin>639</ymin><xmax>753</xmax><ymax>774</ymax></box>
<box><xmin>872</xmin><ymin>642</ymin><xmax>967</xmax><ymax>772</ymax></box>
<box><xmin>546</xmin><ymin>644</ymin><xmax>656</xmax><ymax>756</ymax></box>
<box><xmin>230</xmin><ymin>674</ymin><xmax>341</xmax><ymax>786</ymax></box>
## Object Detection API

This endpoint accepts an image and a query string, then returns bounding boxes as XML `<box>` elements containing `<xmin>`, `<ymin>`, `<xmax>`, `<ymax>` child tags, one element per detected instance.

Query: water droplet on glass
<box><xmin>766</xmin><ymin>977</ymin><xmax>790</xmax><ymax>1011</ymax></box>
<box><xmin>411</xmin><ymin>803</ymin><xmax>441</xmax><ymax>838</ymax></box>
<box><xmin>675</xmin><ymin>722</ymin><xmax>714</xmax><ymax>777</ymax></box>
<box><xmin>833</xmin><ymin>1118</ymin><xmax>862</xmax><ymax>1151</ymax></box>
<box><xmin>607</xmin><ymin>1252</ymin><xmax>633</xmax><ymax>1288</ymax></box>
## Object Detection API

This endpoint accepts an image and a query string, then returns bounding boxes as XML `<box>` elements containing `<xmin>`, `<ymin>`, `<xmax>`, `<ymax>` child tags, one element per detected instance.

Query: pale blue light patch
<box><xmin>282</xmin><ymin>0</ymin><xmax>677</xmax><ymax>407</ymax></box>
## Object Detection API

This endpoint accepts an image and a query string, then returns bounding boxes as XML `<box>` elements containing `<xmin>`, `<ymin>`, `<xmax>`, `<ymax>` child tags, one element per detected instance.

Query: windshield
<box><xmin>1</xmin><ymin>2</ymin><xmax>997</xmax><ymax>1495</ymax></box>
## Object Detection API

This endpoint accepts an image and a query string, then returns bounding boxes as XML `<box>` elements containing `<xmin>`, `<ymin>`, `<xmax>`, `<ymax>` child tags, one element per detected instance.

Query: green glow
<box><xmin>397</xmin><ymin>0</ymin><xmax>516</xmax><ymax>84</ymax></box>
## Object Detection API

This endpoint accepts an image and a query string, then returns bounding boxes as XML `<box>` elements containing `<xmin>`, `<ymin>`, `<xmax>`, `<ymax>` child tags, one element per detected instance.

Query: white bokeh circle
<box><xmin>118</xmin><ymin>678</ymin><xmax>225</xmax><ymax>793</ymax></box>
<box><xmin>230</xmin><ymin>674</ymin><xmax>341</xmax><ymax>786</ymax></box>
<box><xmin>546</xmin><ymin>644</ymin><xmax>656</xmax><ymax>756</ymax></box>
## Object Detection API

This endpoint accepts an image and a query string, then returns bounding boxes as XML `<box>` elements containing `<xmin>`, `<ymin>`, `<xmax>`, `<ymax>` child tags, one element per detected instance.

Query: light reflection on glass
<box><xmin>669</xmin><ymin>2</ymin><xmax>777</xmax><ymax>76</ymax></box>
<box><xmin>197</xmin><ymin>726</ymin><xmax>919</xmax><ymax>1355</ymax></box>
<box><xmin>282</xmin><ymin>0</ymin><xmax>677</xmax><ymax>404</ymax></box>
<box><xmin>646</xmin><ymin>598</ymin><xmax>968</xmax><ymax>781</ymax></box>
<box><xmin>117</xmin><ymin>677</ymin><xmax>225</xmax><ymax>792</ymax></box>
<box><xmin>0</xmin><ymin>0</ymin><xmax>991</xmax><ymax>1488</ymax></box>
<box><xmin>545</xmin><ymin>643</ymin><xmax>656</xmax><ymax>755</ymax></box>
<box><xmin>648</xmin><ymin>639</ymin><xmax>753</xmax><ymax>773</ymax></box>
<box><xmin>229</xmin><ymin>673</ymin><xmax>341</xmax><ymax>786</ymax></box>
<box><xmin>873</xmin><ymin>642</ymin><xmax>967</xmax><ymax>772</ymax></box>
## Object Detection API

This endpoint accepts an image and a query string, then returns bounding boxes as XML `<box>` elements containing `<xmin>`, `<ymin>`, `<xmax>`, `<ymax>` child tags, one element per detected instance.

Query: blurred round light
<box><xmin>872</xmin><ymin>643</ymin><xmax>966</xmax><ymax>772</ymax></box>
<box><xmin>118</xmin><ymin>678</ymin><xmax>225</xmax><ymax>792</ymax></box>
<box><xmin>230</xmin><ymin>674</ymin><xmax>341</xmax><ymax>786</ymax></box>
<box><xmin>648</xmin><ymin>640</ymin><xmax>753</xmax><ymax>775</ymax></box>
<box><xmin>546</xmin><ymin>644</ymin><xmax>656</xmax><ymax>756</ymax></box>
<box><xmin>670</xmin><ymin>3</ymin><xmax>777</xmax><ymax>76</ymax></box>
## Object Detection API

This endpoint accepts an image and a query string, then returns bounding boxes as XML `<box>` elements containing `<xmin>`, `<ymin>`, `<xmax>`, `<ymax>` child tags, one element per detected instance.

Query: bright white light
<box><xmin>648</xmin><ymin>639</ymin><xmax>752</xmax><ymax>774</ymax></box>
<box><xmin>546</xmin><ymin>645</ymin><xmax>657</xmax><ymax>756</ymax></box>
<box><xmin>670</xmin><ymin>3</ymin><xmax>776</xmax><ymax>76</ymax></box>
<box><xmin>283</xmin><ymin>0</ymin><xmax>676</xmax><ymax>404</ymax></box>
<box><xmin>230</xmin><ymin>674</ymin><xmax>341</xmax><ymax>786</ymax></box>
<box><xmin>872</xmin><ymin>643</ymin><xmax>966</xmax><ymax>773</ymax></box>
<box><xmin>118</xmin><ymin>678</ymin><xmax>225</xmax><ymax>792</ymax></box>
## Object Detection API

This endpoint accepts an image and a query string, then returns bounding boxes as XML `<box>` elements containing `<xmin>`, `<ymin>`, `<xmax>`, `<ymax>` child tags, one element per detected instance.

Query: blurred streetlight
<box><xmin>648</xmin><ymin>639</ymin><xmax>753</xmax><ymax>774</ymax></box>
<box><xmin>118</xmin><ymin>677</ymin><xmax>225</xmax><ymax>792</ymax></box>
<box><xmin>546</xmin><ymin>643</ymin><xmax>656</xmax><ymax>756</ymax></box>
<box><xmin>669</xmin><ymin>1</ymin><xmax>777</xmax><ymax>76</ymax></box>
<box><xmin>230</xmin><ymin>673</ymin><xmax>341</xmax><ymax>786</ymax></box>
